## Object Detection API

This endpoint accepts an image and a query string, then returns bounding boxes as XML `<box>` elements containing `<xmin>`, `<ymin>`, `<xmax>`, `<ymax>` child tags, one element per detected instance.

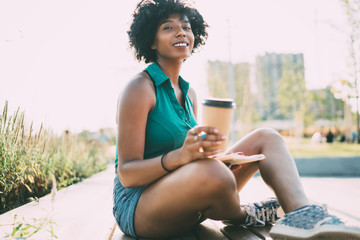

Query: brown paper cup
<box><xmin>202</xmin><ymin>98</ymin><xmax>235</xmax><ymax>151</ymax></box>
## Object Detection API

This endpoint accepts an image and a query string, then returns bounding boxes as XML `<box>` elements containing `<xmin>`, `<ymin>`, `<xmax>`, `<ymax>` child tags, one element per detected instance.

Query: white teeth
<box><xmin>174</xmin><ymin>43</ymin><xmax>187</xmax><ymax>47</ymax></box>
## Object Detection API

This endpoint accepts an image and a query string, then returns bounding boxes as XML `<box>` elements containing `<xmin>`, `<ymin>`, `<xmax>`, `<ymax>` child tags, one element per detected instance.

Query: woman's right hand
<box><xmin>165</xmin><ymin>126</ymin><xmax>226</xmax><ymax>169</ymax></box>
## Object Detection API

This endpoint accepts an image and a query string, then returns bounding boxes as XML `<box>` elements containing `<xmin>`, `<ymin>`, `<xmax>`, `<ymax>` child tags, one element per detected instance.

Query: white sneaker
<box><xmin>270</xmin><ymin>205</ymin><xmax>360</xmax><ymax>240</ymax></box>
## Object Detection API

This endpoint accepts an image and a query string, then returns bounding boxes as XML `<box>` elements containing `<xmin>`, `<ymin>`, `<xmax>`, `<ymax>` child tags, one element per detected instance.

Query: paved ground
<box><xmin>0</xmin><ymin>164</ymin><xmax>359</xmax><ymax>240</ymax></box>
<box><xmin>240</xmin><ymin>176</ymin><xmax>360</xmax><ymax>227</ymax></box>
<box><xmin>0</xmin><ymin>166</ymin><xmax>115</xmax><ymax>240</ymax></box>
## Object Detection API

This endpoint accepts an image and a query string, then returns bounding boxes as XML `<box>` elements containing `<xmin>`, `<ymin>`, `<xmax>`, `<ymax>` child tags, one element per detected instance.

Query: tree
<box><xmin>207</xmin><ymin>61</ymin><xmax>230</xmax><ymax>99</ymax></box>
<box><xmin>254</xmin><ymin>53</ymin><xmax>305</xmax><ymax>121</ymax></box>
<box><xmin>277</xmin><ymin>56</ymin><xmax>306</xmax><ymax>140</ymax></box>
<box><xmin>207</xmin><ymin>60</ymin><xmax>254</xmax><ymax>137</ymax></box>
<box><xmin>305</xmin><ymin>87</ymin><xmax>344</xmax><ymax>126</ymax></box>
<box><xmin>340</xmin><ymin>0</ymin><xmax>360</xmax><ymax>143</ymax></box>
<box><xmin>277</xmin><ymin>57</ymin><xmax>306</xmax><ymax>120</ymax></box>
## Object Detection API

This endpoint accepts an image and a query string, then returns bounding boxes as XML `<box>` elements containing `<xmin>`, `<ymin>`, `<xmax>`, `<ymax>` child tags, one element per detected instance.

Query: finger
<box><xmin>201</xmin><ymin>134</ymin><xmax>226</xmax><ymax>142</ymax></box>
<box><xmin>191</xmin><ymin>126</ymin><xmax>219</xmax><ymax>135</ymax></box>
<box><xmin>200</xmin><ymin>126</ymin><xmax>219</xmax><ymax>134</ymax></box>
<box><xmin>184</xmin><ymin>133</ymin><xmax>200</xmax><ymax>144</ymax></box>
<box><xmin>193</xmin><ymin>131</ymin><xmax>211</xmax><ymax>142</ymax></box>
<box><xmin>192</xmin><ymin>140</ymin><xmax>223</xmax><ymax>149</ymax></box>
<box><xmin>198</xmin><ymin>131</ymin><xmax>207</xmax><ymax>139</ymax></box>
<box><xmin>189</xmin><ymin>128</ymin><xmax>196</xmax><ymax>135</ymax></box>
<box><xmin>188</xmin><ymin>132</ymin><xmax>216</xmax><ymax>144</ymax></box>
<box><xmin>193</xmin><ymin>149</ymin><xmax>222</xmax><ymax>159</ymax></box>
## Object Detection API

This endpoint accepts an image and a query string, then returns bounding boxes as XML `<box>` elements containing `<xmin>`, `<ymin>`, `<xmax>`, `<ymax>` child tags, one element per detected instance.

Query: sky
<box><xmin>0</xmin><ymin>0</ymin><xmax>350</xmax><ymax>134</ymax></box>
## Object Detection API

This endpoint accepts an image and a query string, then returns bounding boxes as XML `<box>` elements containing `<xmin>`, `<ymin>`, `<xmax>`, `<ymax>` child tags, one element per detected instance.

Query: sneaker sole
<box><xmin>269</xmin><ymin>224</ymin><xmax>360</xmax><ymax>240</ymax></box>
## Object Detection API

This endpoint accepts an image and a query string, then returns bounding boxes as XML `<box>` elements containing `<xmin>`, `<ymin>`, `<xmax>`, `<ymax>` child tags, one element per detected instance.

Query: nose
<box><xmin>175</xmin><ymin>27</ymin><xmax>186</xmax><ymax>38</ymax></box>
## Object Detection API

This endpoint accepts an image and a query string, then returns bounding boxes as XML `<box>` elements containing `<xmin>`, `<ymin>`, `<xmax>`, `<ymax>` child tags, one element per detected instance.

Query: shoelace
<box><xmin>243</xmin><ymin>202</ymin><xmax>278</xmax><ymax>227</ymax></box>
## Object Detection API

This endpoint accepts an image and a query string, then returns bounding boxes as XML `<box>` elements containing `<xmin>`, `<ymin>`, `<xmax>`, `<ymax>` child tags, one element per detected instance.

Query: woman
<box><xmin>114</xmin><ymin>0</ymin><xmax>360</xmax><ymax>239</ymax></box>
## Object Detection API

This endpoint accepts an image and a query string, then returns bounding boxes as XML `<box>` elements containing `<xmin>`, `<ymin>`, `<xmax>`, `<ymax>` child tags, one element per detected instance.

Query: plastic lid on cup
<box><xmin>202</xmin><ymin>97</ymin><xmax>236</xmax><ymax>108</ymax></box>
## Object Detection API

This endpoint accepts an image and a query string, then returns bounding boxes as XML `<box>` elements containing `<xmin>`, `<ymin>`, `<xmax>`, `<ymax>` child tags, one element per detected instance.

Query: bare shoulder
<box><xmin>116</xmin><ymin>71</ymin><xmax>155</xmax><ymax>123</ymax></box>
<box><xmin>123</xmin><ymin>71</ymin><xmax>155</xmax><ymax>98</ymax></box>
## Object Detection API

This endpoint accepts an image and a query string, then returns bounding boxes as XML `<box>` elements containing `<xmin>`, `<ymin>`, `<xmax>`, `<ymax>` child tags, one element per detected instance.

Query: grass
<box><xmin>0</xmin><ymin>101</ymin><xmax>109</xmax><ymax>214</ymax></box>
<box><xmin>285</xmin><ymin>138</ymin><xmax>360</xmax><ymax>158</ymax></box>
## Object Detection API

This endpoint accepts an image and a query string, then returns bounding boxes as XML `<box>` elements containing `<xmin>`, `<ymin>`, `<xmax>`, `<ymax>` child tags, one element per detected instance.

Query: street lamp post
<box><xmin>227</xmin><ymin>18</ymin><xmax>237</xmax><ymax>145</ymax></box>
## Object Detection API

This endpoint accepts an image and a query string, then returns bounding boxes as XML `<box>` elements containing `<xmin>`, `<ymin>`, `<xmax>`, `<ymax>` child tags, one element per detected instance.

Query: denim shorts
<box><xmin>113</xmin><ymin>174</ymin><xmax>148</xmax><ymax>238</ymax></box>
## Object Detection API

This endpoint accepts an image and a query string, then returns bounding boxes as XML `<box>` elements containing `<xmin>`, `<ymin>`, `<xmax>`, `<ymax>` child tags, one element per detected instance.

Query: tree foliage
<box><xmin>304</xmin><ymin>87</ymin><xmax>345</xmax><ymax>126</ymax></box>
<box><xmin>206</xmin><ymin>56</ymin><xmax>345</xmax><ymax>132</ymax></box>
<box><xmin>277</xmin><ymin>56</ymin><xmax>306</xmax><ymax>119</ymax></box>
<box><xmin>207</xmin><ymin>60</ymin><xmax>254</xmax><ymax>137</ymax></box>
<box><xmin>341</xmin><ymin>0</ymin><xmax>360</xmax><ymax>142</ymax></box>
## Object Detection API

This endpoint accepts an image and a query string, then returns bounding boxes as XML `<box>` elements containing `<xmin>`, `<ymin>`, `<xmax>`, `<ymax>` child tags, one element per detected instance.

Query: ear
<box><xmin>151</xmin><ymin>44</ymin><xmax>156</xmax><ymax>50</ymax></box>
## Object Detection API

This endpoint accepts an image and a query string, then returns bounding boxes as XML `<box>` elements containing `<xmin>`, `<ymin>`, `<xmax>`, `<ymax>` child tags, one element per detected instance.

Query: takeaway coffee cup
<box><xmin>202</xmin><ymin>97</ymin><xmax>235</xmax><ymax>151</ymax></box>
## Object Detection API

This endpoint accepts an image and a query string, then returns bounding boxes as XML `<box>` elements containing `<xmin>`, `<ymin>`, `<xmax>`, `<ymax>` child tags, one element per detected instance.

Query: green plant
<box><xmin>1</xmin><ymin>213</ymin><xmax>57</xmax><ymax>239</ymax></box>
<box><xmin>0</xmin><ymin>101</ymin><xmax>108</xmax><ymax>213</ymax></box>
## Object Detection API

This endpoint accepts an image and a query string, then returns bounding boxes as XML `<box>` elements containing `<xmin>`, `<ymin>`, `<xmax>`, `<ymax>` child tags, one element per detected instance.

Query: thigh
<box><xmin>226</xmin><ymin>128</ymin><xmax>268</xmax><ymax>156</ymax></box>
<box><xmin>133</xmin><ymin>158</ymin><xmax>236</xmax><ymax>238</ymax></box>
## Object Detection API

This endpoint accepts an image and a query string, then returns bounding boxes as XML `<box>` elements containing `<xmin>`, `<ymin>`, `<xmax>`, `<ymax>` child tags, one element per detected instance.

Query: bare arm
<box><xmin>117</xmin><ymin>74</ymin><xmax>224</xmax><ymax>188</ymax></box>
<box><xmin>116</xmin><ymin>72</ymin><xmax>163</xmax><ymax>187</ymax></box>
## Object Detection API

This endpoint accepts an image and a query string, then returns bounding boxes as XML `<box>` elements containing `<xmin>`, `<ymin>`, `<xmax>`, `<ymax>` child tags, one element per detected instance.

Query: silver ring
<box><xmin>194</xmin><ymin>135</ymin><xmax>199</xmax><ymax>141</ymax></box>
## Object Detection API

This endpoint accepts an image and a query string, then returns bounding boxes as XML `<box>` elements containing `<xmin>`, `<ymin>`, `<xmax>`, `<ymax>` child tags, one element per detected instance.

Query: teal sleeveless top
<box><xmin>115</xmin><ymin>62</ymin><xmax>197</xmax><ymax>168</ymax></box>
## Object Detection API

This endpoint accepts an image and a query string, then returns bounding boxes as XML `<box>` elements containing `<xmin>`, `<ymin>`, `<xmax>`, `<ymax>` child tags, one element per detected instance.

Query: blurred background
<box><xmin>1</xmin><ymin>1</ymin><xmax>359</xmax><ymax>237</ymax></box>
<box><xmin>0</xmin><ymin>0</ymin><xmax>359</xmax><ymax>146</ymax></box>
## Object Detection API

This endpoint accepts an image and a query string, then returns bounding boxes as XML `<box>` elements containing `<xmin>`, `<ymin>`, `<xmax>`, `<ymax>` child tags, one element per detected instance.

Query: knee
<box><xmin>253</xmin><ymin>128</ymin><xmax>283</xmax><ymax>143</ymax></box>
<box><xmin>187</xmin><ymin>159</ymin><xmax>237</xmax><ymax>196</ymax></box>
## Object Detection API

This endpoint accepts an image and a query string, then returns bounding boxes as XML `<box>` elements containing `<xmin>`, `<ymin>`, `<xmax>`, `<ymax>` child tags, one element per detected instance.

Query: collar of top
<box><xmin>146</xmin><ymin>62</ymin><xmax>189</xmax><ymax>95</ymax></box>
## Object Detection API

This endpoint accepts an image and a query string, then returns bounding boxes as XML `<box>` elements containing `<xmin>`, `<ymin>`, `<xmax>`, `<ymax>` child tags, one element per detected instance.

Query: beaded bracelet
<box><xmin>161</xmin><ymin>153</ymin><xmax>172</xmax><ymax>173</ymax></box>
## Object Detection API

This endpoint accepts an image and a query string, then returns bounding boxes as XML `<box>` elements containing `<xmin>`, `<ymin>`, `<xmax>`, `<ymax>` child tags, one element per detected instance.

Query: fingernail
<box><xmin>213</xmin><ymin>128</ymin><xmax>219</xmax><ymax>133</ymax></box>
<box><xmin>221</xmin><ymin>135</ymin><xmax>226</xmax><ymax>140</ymax></box>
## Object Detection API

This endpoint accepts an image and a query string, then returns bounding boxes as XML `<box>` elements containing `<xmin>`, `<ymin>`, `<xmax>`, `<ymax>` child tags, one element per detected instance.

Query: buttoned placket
<box><xmin>165</xmin><ymin>80</ymin><xmax>192</xmax><ymax>128</ymax></box>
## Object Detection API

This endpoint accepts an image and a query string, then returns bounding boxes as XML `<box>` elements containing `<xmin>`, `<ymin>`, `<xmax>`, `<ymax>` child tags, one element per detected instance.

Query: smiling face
<box><xmin>151</xmin><ymin>13</ymin><xmax>195</xmax><ymax>62</ymax></box>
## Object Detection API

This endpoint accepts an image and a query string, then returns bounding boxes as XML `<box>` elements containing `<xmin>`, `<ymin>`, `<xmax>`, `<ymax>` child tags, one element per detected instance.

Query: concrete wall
<box><xmin>294</xmin><ymin>156</ymin><xmax>360</xmax><ymax>177</ymax></box>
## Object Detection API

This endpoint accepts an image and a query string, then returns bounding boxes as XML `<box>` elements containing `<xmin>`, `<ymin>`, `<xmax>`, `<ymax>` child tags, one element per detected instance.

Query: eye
<box><xmin>183</xmin><ymin>25</ymin><xmax>192</xmax><ymax>31</ymax></box>
<box><xmin>163</xmin><ymin>26</ymin><xmax>173</xmax><ymax>30</ymax></box>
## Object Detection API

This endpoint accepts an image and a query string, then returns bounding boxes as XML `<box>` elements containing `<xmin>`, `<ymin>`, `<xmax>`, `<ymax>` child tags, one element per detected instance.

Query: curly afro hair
<box><xmin>128</xmin><ymin>0</ymin><xmax>208</xmax><ymax>63</ymax></box>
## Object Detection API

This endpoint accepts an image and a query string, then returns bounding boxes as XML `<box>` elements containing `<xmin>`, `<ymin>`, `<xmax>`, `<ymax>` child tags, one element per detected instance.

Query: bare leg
<box><xmin>134</xmin><ymin>159</ymin><xmax>250</xmax><ymax>238</ymax></box>
<box><xmin>228</xmin><ymin>128</ymin><xmax>310</xmax><ymax>213</ymax></box>
<box><xmin>133</xmin><ymin>128</ymin><xmax>309</xmax><ymax>238</ymax></box>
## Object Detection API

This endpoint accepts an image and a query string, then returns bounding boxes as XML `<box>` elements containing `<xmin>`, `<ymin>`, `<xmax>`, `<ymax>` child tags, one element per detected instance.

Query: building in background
<box><xmin>254</xmin><ymin>52</ymin><xmax>305</xmax><ymax>121</ymax></box>
<box><xmin>206</xmin><ymin>60</ymin><xmax>253</xmax><ymax>138</ymax></box>
<box><xmin>206</xmin><ymin>53</ymin><xmax>346</xmax><ymax>140</ymax></box>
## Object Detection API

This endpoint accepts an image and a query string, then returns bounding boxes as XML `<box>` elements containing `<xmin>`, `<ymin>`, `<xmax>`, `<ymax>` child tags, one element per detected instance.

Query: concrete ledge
<box><xmin>294</xmin><ymin>156</ymin><xmax>360</xmax><ymax>176</ymax></box>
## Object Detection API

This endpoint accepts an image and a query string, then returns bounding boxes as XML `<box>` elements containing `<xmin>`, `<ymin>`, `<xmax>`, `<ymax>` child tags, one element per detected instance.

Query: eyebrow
<box><xmin>159</xmin><ymin>18</ymin><xmax>190</xmax><ymax>25</ymax></box>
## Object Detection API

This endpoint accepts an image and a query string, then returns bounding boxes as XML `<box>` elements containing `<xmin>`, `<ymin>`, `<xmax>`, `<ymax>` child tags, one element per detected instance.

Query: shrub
<box><xmin>0</xmin><ymin>101</ymin><xmax>108</xmax><ymax>213</ymax></box>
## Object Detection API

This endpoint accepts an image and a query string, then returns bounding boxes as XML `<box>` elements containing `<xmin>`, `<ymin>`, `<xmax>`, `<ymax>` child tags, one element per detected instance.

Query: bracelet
<box><xmin>161</xmin><ymin>153</ymin><xmax>172</xmax><ymax>173</ymax></box>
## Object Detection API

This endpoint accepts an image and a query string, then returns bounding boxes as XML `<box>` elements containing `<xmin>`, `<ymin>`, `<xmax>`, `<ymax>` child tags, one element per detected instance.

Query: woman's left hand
<box><xmin>165</xmin><ymin>126</ymin><xmax>226</xmax><ymax>168</ymax></box>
